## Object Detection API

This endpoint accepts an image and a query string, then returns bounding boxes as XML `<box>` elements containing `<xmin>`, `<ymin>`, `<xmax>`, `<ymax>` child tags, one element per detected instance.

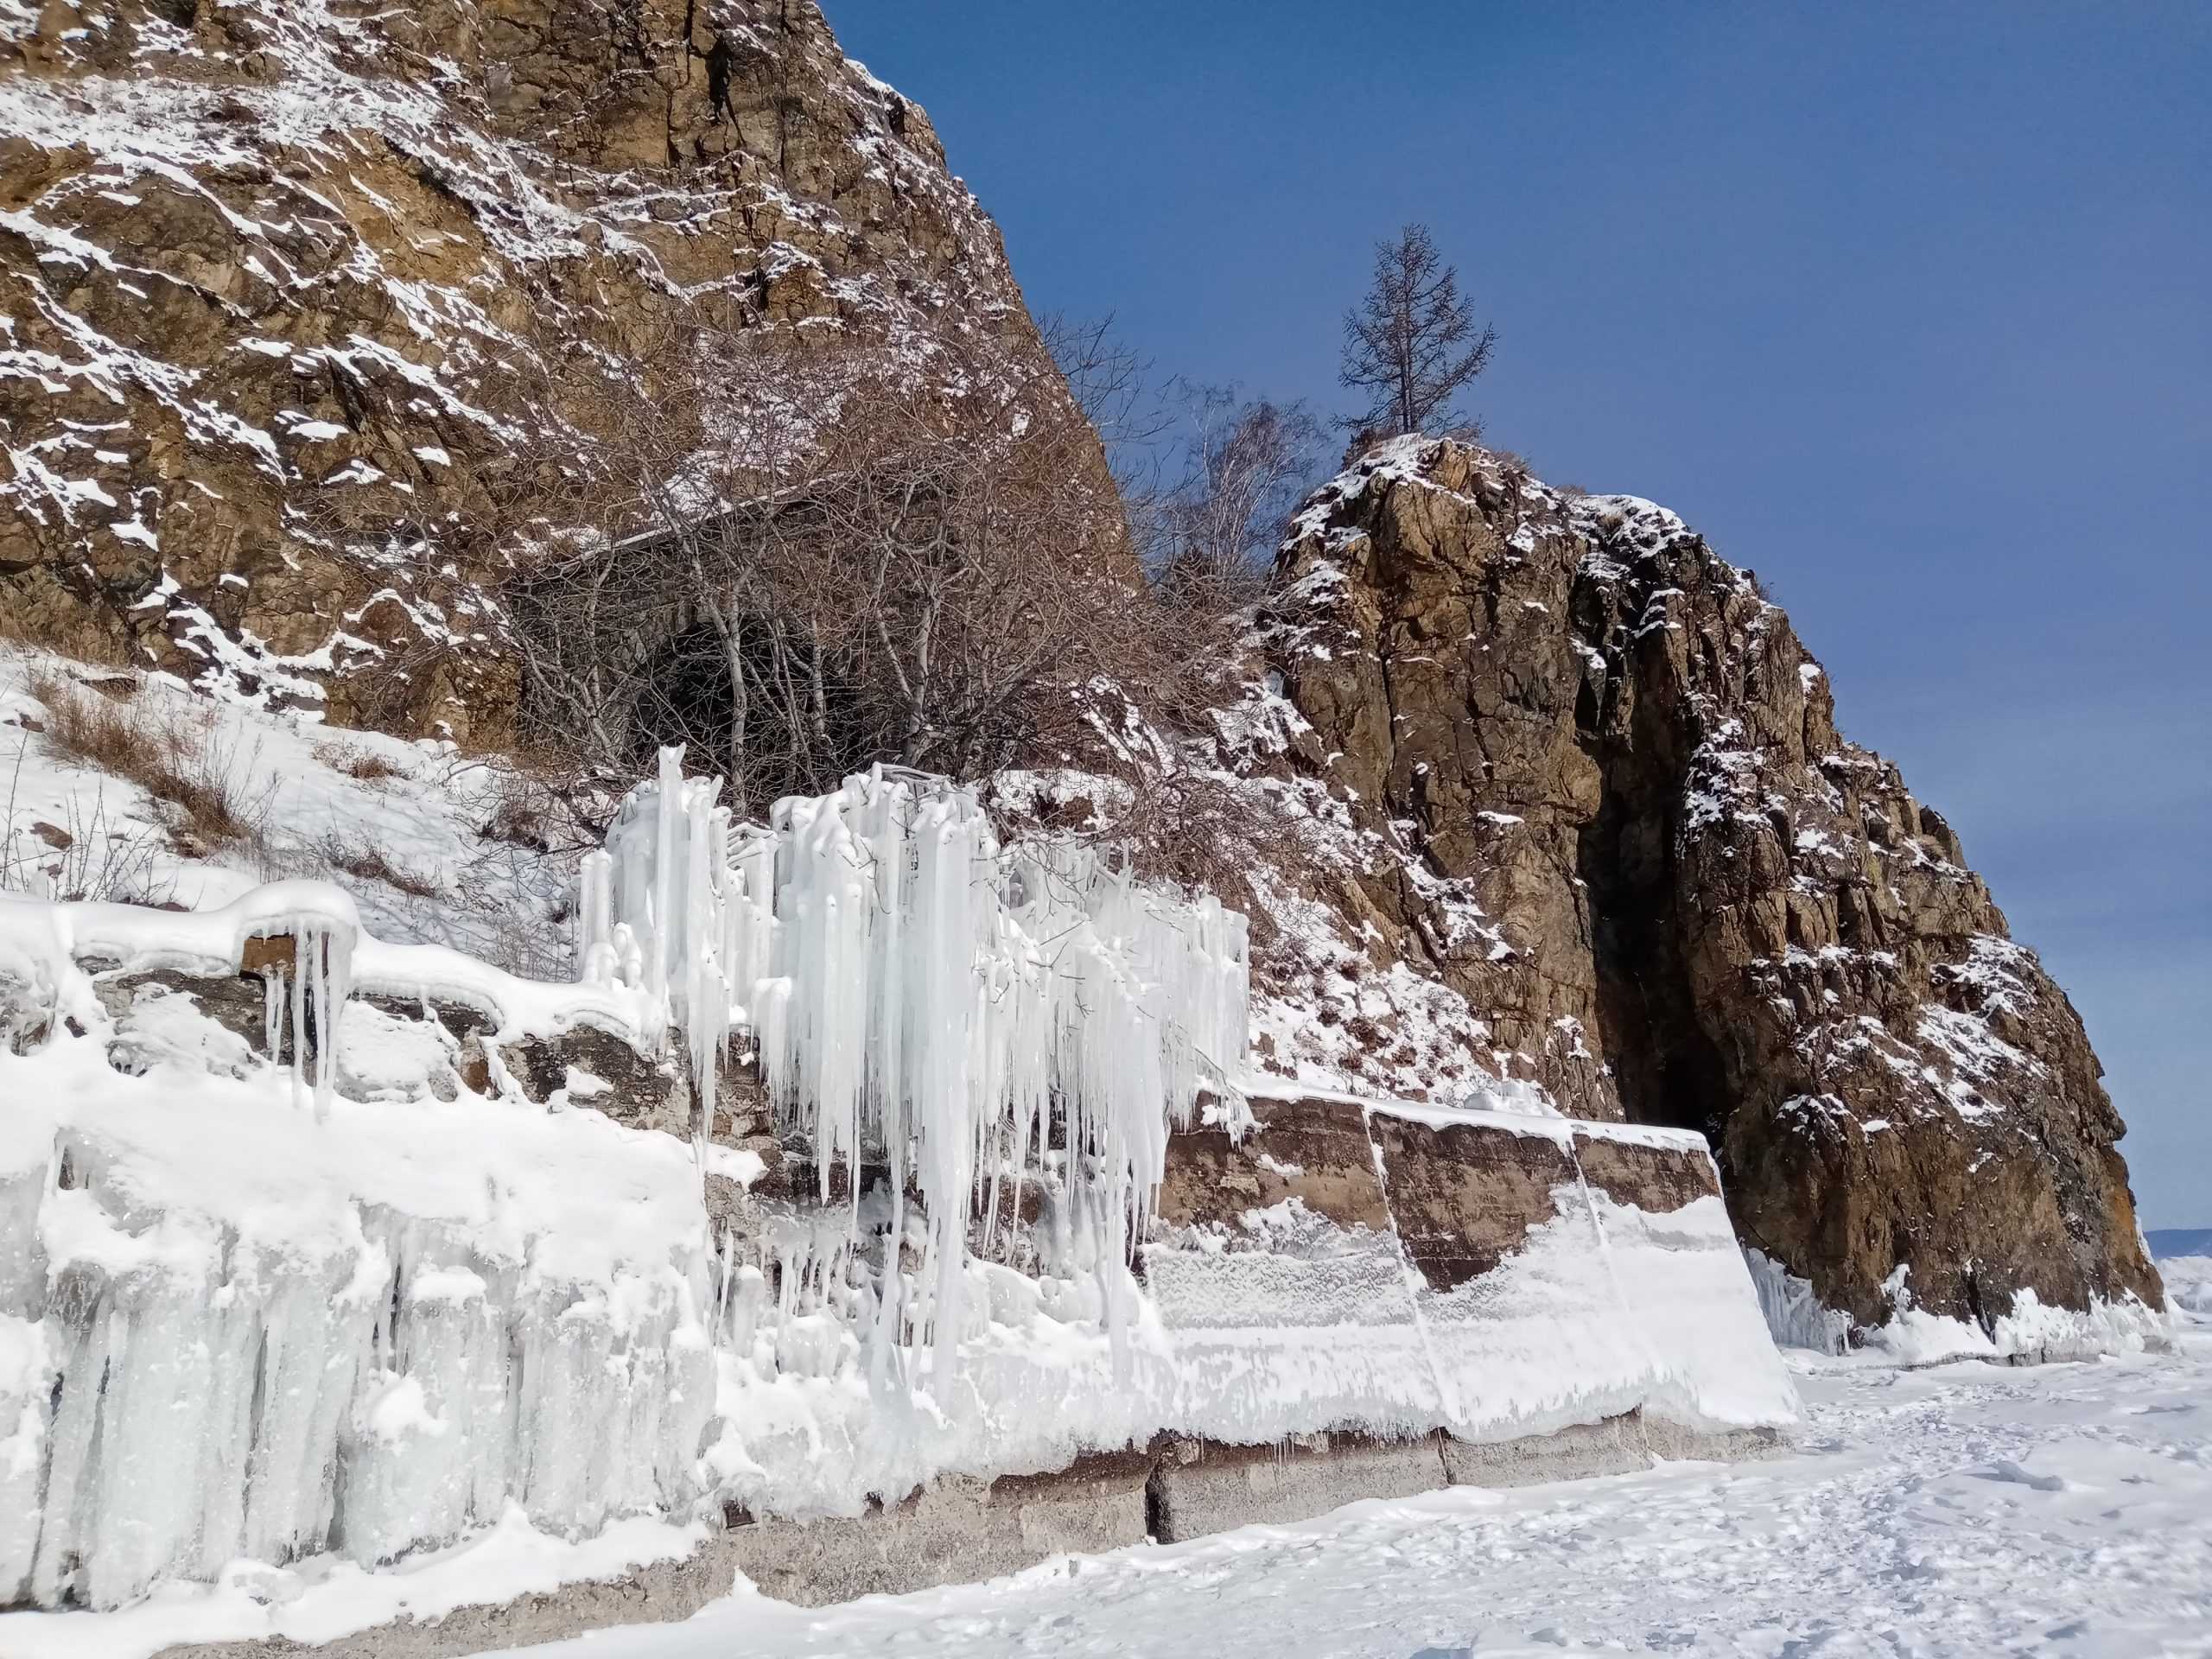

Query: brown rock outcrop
<box><xmin>1256</xmin><ymin>436</ymin><xmax>2160</xmax><ymax>1336</ymax></box>
<box><xmin>0</xmin><ymin>0</ymin><xmax>1094</xmax><ymax>738</ymax></box>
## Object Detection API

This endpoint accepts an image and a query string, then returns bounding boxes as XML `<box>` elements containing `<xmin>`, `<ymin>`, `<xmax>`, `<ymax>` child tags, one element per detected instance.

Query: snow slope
<box><xmin>1</xmin><ymin>645</ymin><xmax>571</xmax><ymax>972</ymax></box>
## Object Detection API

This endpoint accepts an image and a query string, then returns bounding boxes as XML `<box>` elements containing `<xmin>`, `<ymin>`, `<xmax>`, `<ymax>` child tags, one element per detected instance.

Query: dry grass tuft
<box><xmin>26</xmin><ymin>668</ymin><xmax>271</xmax><ymax>852</ymax></box>
<box><xmin>478</xmin><ymin>767</ymin><xmax>564</xmax><ymax>855</ymax></box>
<box><xmin>314</xmin><ymin>742</ymin><xmax>403</xmax><ymax>784</ymax></box>
<box><xmin>318</xmin><ymin>830</ymin><xmax>443</xmax><ymax>899</ymax></box>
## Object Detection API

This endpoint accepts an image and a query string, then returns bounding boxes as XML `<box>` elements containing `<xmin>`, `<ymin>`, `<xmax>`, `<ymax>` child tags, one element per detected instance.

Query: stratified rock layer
<box><xmin>0</xmin><ymin>0</ymin><xmax>1087</xmax><ymax>737</ymax></box>
<box><xmin>1262</xmin><ymin>437</ymin><xmax>2160</xmax><ymax>1332</ymax></box>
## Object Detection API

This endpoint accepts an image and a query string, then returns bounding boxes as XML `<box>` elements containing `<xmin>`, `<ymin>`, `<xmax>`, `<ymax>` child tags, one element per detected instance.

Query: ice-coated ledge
<box><xmin>1242</xmin><ymin>1072</ymin><xmax>1714</xmax><ymax>1154</ymax></box>
<box><xmin>1744</xmin><ymin>1248</ymin><xmax>2172</xmax><ymax>1365</ymax></box>
<box><xmin>0</xmin><ymin>972</ymin><xmax>1798</xmax><ymax>1617</ymax></box>
<box><xmin>0</xmin><ymin>771</ymin><xmax>1794</xmax><ymax>1623</ymax></box>
<box><xmin>0</xmin><ymin>882</ymin><xmax>659</xmax><ymax>1046</ymax></box>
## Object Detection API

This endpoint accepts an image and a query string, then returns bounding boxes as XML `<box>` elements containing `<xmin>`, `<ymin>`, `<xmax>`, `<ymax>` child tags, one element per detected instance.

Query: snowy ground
<box><xmin>510</xmin><ymin>1325</ymin><xmax>2212</xmax><ymax>1659</ymax></box>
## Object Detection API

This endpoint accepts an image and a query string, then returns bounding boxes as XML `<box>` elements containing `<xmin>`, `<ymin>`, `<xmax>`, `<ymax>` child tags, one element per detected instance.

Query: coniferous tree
<box><xmin>1338</xmin><ymin>223</ymin><xmax>1496</xmax><ymax>442</ymax></box>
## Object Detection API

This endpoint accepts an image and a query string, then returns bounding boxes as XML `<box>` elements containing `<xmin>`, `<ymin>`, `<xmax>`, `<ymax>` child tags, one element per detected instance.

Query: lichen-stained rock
<box><xmin>1260</xmin><ymin>436</ymin><xmax>2162</xmax><ymax>1341</ymax></box>
<box><xmin>1568</xmin><ymin>1126</ymin><xmax>1719</xmax><ymax>1217</ymax></box>
<box><xmin>1154</xmin><ymin>1093</ymin><xmax>1389</xmax><ymax>1235</ymax></box>
<box><xmin>0</xmin><ymin>0</ymin><xmax>1101</xmax><ymax>736</ymax></box>
<box><xmin>1142</xmin><ymin>1093</ymin><xmax>1440</xmax><ymax>1440</ymax></box>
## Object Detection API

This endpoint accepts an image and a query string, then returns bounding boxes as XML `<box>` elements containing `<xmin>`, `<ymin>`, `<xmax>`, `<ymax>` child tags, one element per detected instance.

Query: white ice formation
<box><xmin>577</xmin><ymin>754</ymin><xmax>1251</xmax><ymax>1384</ymax></box>
<box><xmin>0</xmin><ymin>758</ymin><xmax>1277</xmax><ymax>1608</ymax></box>
<box><xmin>0</xmin><ymin>753</ymin><xmax>1820</xmax><ymax>1620</ymax></box>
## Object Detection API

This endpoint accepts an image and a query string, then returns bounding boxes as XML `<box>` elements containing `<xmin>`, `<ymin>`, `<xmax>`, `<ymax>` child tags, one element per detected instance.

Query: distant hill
<box><xmin>2147</xmin><ymin>1229</ymin><xmax>2212</xmax><ymax>1260</ymax></box>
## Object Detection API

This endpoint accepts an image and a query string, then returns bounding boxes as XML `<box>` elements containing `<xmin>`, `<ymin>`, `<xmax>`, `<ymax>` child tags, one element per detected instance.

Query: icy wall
<box><xmin>0</xmin><ymin>765</ymin><xmax>1792</xmax><ymax>1613</ymax></box>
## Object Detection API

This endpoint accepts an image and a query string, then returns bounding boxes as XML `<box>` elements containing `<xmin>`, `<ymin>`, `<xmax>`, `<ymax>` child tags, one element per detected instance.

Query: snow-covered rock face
<box><xmin>1253</xmin><ymin>437</ymin><xmax>2164</xmax><ymax>1342</ymax></box>
<box><xmin>0</xmin><ymin>0</ymin><xmax>1090</xmax><ymax>738</ymax></box>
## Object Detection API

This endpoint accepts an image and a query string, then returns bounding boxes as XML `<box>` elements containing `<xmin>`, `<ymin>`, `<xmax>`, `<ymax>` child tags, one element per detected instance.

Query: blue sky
<box><xmin>825</xmin><ymin>3</ymin><xmax>2209</xmax><ymax>1228</ymax></box>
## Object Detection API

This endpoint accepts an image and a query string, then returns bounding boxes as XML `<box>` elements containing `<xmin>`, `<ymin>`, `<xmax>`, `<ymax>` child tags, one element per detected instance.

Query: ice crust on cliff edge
<box><xmin>0</xmin><ymin>753</ymin><xmax>1803</xmax><ymax>1614</ymax></box>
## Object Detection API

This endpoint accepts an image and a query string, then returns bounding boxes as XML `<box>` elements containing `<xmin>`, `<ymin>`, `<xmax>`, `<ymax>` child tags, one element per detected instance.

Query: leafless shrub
<box><xmin>315</xmin><ymin>743</ymin><xmax>402</xmax><ymax>784</ymax></box>
<box><xmin>979</xmin><ymin>710</ymin><xmax>1333</xmax><ymax>958</ymax></box>
<box><xmin>1150</xmin><ymin>385</ymin><xmax>1323</xmax><ymax>605</ymax></box>
<box><xmin>317</xmin><ymin>830</ymin><xmax>443</xmax><ymax>899</ymax></box>
<box><xmin>492</xmin><ymin>310</ymin><xmax>1233</xmax><ymax>819</ymax></box>
<box><xmin>0</xmin><ymin>749</ymin><xmax>175</xmax><ymax>904</ymax></box>
<box><xmin>1039</xmin><ymin>309</ymin><xmax>1170</xmax><ymax>459</ymax></box>
<box><xmin>471</xmin><ymin>756</ymin><xmax>608</xmax><ymax>856</ymax></box>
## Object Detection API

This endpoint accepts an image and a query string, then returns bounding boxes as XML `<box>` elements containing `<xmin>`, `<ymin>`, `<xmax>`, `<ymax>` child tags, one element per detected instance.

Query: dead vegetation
<box><xmin>316</xmin><ymin>831</ymin><xmax>443</xmax><ymax>899</ymax></box>
<box><xmin>486</xmin><ymin>311</ymin><xmax>1249</xmax><ymax>821</ymax></box>
<box><xmin>315</xmin><ymin>743</ymin><xmax>402</xmax><ymax>785</ymax></box>
<box><xmin>0</xmin><ymin>759</ymin><xmax>175</xmax><ymax>905</ymax></box>
<box><xmin>23</xmin><ymin>667</ymin><xmax>275</xmax><ymax>854</ymax></box>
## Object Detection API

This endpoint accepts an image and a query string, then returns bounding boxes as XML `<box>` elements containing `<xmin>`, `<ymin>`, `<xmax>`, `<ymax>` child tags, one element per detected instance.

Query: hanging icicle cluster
<box><xmin>576</xmin><ymin>747</ymin><xmax>761</xmax><ymax>1166</ymax></box>
<box><xmin>257</xmin><ymin>914</ymin><xmax>353</xmax><ymax>1122</ymax></box>
<box><xmin>576</xmin><ymin>758</ymin><xmax>1251</xmax><ymax>1377</ymax></box>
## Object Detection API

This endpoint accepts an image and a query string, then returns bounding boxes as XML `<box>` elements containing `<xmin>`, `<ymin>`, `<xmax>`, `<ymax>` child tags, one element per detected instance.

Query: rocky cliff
<box><xmin>1249</xmin><ymin>436</ymin><xmax>2160</xmax><ymax>1339</ymax></box>
<box><xmin>0</xmin><ymin>0</ymin><xmax>1089</xmax><ymax>739</ymax></box>
<box><xmin>1</xmin><ymin>4</ymin><xmax>2158</xmax><ymax>1357</ymax></box>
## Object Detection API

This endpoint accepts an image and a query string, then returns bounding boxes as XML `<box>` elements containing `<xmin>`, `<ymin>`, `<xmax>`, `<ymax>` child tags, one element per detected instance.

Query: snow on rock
<box><xmin>1745</xmin><ymin>1248</ymin><xmax>2170</xmax><ymax>1364</ymax></box>
<box><xmin>0</xmin><ymin>646</ymin><xmax>576</xmax><ymax>976</ymax></box>
<box><xmin>0</xmin><ymin>0</ymin><xmax>1105</xmax><ymax>738</ymax></box>
<box><xmin>1252</xmin><ymin>435</ymin><xmax>2164</xmax><ymax>1349</ymax></box>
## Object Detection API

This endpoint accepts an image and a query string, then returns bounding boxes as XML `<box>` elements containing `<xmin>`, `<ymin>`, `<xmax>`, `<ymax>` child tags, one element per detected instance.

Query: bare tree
<box><xmin>1338</xmin><ymin>222</ymin><xmax>1496</xmax><ymax>443</ymax></box>
<box><xmin>1155</xmin><ymin>385</ymin><xmax>1321</xmax><ymax>606</ymax></box>
<box><xmin>1039</xmin><ymin>310</ymin><xmax>1164</xmax><ymax>459</ymax></box>
<box><xmin>491</xmin><ymin>309</ymin><xmax>1224</xmax><ymax>818</ymax></box>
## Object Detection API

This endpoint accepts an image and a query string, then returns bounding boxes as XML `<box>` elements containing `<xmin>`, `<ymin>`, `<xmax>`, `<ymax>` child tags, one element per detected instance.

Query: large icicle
<box><xmin>587</xmin><ymin>765</ymin><xmax>1251</xmax><ymax>1375</ymax></box>
<box><xmin>586</xmin><ymin>760</ymin><xmax>1251</xmax><ymax>1372</ymax></box>
<box><xmin>587</xmin><ymin>747</ymin><xmax>744</xmax><ymax>1169</ymax></box>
